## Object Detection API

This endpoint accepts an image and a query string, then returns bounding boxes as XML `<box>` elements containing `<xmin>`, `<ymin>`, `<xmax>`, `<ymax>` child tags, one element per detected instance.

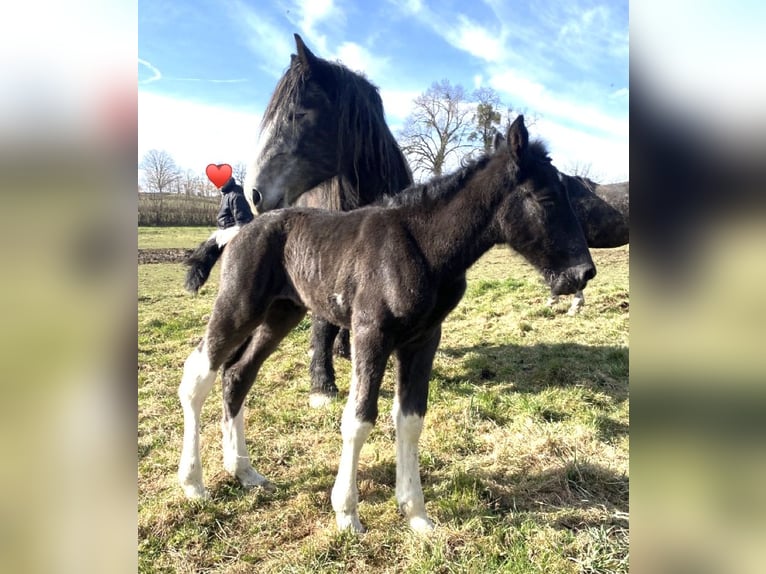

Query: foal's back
<box><xmin>225</xmin><ymin>205</ymin><xmax>433</xmax><ymax>328</ymax></box>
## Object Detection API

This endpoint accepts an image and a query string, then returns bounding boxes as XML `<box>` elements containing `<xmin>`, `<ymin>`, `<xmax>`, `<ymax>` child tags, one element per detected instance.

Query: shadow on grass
<box><xmin>436</xmin><ymin>342</ymin><xmax>628</xmax><ymax>403</ymax></box>
<box><xmin>424</xmin><ymin>459</ymin><xmax>628</xmax><ymax>527</ymax></box>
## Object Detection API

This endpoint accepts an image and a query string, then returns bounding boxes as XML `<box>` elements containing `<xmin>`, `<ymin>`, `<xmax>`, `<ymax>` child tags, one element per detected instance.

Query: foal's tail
<box><xmin>183</xmin><ymin>226</ymin><xmax>244</xmax><ymax>293</ymax></box>
<box><xmin>184</xmin><ymin>238</ymin><xmax>222</xmax><ymax>293</ymax></box>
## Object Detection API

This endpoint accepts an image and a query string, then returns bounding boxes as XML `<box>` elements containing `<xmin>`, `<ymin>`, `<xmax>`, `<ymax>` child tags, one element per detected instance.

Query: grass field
<box><xmin>138</xmin><ymin>226</ymin><xmax>629</xmax><ymax>573</ymax></box>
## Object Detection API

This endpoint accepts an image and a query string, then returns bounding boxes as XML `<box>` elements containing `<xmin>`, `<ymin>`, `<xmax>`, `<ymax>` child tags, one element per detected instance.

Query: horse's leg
<box><xmin>393</xmin><ymin>326</ymin><xmax>441</xmax><ymax>533</ymax></box>
<box><xmin>331</xmin><ymin>325</ymin><xmax>391</xmax><ymax>533</ymax></box>
<box><xmin>568</xmin><ymin>290</ymin><xmax>585</xmax><ymax>315</ymax></box>
<box><xmin>220</xmin><ymin>300</ymin><xmax>307</xmax><ymax>489</ymax></box>
<box><xmin>308</xmin><ymin>317</ymin><xmax>340</xmax><ymax>407</ymax></box>
<box><xmin>178</xmin><ymin>310</ymin><xmax>266</xmax><ymax>499</ymax></box>
<box><xmin>333</xmin><ymin>328</ymin><xmax>351</xmax><ymax>359</ymax></box>
<box><xmin>547</xmin><ymin>294</ymin><xmax>559</xmax><ymax>307</ymax></box>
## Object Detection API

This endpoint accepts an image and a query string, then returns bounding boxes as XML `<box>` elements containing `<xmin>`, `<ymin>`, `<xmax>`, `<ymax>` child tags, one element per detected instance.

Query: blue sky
<box><xmin>138</xmin><ymin>0</ymin><xmax>629</xmax><ymax>183</ymax></box>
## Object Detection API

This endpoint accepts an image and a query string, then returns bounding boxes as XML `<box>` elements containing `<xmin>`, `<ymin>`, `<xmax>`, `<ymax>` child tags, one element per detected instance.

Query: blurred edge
<box><xmin>631</xmin><ymin>1</ymin><xmax>766</xmax><ymax>573</ymax></box>
<box><xmin>0</xmin><ymin>2</ymin><xmax>138</xmax><ymax>574</ymax></box>
<box><xmin>0</xmin><ymin>0</ymin><xmax>764</xmax><ymax>573</ymax></box>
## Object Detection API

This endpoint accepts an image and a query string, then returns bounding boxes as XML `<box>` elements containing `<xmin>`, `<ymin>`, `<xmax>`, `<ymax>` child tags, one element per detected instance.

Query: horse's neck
<box><xmin>407</xmin><ymin>178</ymin><xmax>502</xmax><ymax>276</ymax></box>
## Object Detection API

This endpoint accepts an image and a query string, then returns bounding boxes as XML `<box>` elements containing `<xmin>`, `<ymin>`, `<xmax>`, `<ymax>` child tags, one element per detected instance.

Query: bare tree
<box><xmin>232</xmin><ymin>162</ymin><xmax>248</xmax><ymax>186</ymax></box>
<box><xmin>469</xmin><ymin>87</ymin><xmax>504</xmax><ymax>155</ymax></box>
<box><xmin>564</xmin><ymin>160</ymin><xmax>604</xmax><ymax>184</ymax></box>
<box><xmin>398</xmin><ymin>80</ymin><xmax>477</xmax><ymax>180</ymax></box>
<box><xmin>140</xmin><ymin>149</ymin><xmax>179</xmax><ymax>194</ymax></box>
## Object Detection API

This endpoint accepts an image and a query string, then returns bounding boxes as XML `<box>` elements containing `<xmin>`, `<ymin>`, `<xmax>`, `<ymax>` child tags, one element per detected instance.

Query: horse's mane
<box><xmin>262</xmin><ymin>53</ymin><xmax>413</xmax><ymax>208</ymax></box>
<box><xmin>382</xmin><ymin>139</ymin><xmax>552</xmax><ymax>208</ymax></box>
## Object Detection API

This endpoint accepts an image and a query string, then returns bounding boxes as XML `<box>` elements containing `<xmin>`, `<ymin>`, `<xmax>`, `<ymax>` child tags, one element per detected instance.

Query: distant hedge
<box><xmin>139</xmin><ymin>193</ymin><xmax>219</xmax><ymax>226</ymax></box>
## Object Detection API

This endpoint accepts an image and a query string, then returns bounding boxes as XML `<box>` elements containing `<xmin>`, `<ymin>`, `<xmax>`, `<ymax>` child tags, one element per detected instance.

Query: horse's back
<box><xmin>595</xmin><ymin>181</ymin><xmax>629</xmax><ymax>219</ymax></box>
<box><xmin>566</xmin><ymin>177</ymin><xmax>629</xmax><ymax>248</ymax></box>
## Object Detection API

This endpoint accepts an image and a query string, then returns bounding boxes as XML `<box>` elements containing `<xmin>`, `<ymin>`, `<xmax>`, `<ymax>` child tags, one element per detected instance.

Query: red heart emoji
<box><xmin>205</xmin><ymin>163</ymin><xmax>233</xmax><ymax>188</ymax></box>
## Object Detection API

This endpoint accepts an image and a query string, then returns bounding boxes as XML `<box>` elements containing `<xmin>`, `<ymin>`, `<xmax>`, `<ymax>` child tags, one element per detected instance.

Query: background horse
<box><xmin>177</xmin><ymin>117</ymin><xmax>596</xmax><ymax>532</ymax></box>
<box><xmin>549</xmin><ymin>174</ymin><xmax>629</xmax><ymax>314</ymax></box>
<box><xmin>185</xmin><ymin>34</ymin><xmax>413</xmax><ymax>407</ymax></box>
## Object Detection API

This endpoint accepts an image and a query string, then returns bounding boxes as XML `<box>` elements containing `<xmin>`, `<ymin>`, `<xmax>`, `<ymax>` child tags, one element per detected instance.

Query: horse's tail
<box><xmin>183</xmin><ymin>226</ymin><xmax>245</xmax><ymax>293</ymax></box>
<box><xmin>183</xmin><ymin>238</ymin><xmax>222</xmax><ymax>293</ymax></box>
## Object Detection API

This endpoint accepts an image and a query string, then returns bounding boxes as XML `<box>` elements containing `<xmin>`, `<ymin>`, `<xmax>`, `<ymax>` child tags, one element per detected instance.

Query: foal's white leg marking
<box><xmin>568</xmin><ymin>290</ymin><xmax>585</xmax><ymax>316</ymax></box>
<box><xmin>213</xmin><ymin>225</ymin><xmax>242</xmax><ymax>248</ymax></box>
<box><xmin>331</xmin><ymin>390</ymin><xmax>372</xmax><ymax>532</ymax></box>
<box><xmin>546</xmin><ymin>295</ymin><xmax>559</xmax><ymax>307</ymax></box>
<box><xmin>221</xmin><ymin>407</ymin><xmax>271</xmax><ymax>490</ymax></box>
<box><xmin>178</xmin><ymin>343</ymin><xmax>217</xmax><ymax>499</ymax></box>
<box><xmin>392</xmin><ymin>398</ymin><xmax>434</xmax><ymax>533</ymax></box>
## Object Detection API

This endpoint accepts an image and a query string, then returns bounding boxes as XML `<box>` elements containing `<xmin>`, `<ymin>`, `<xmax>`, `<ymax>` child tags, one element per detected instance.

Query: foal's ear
<box><xmin>507</xmin><ymin>115</ymin><xmax>529</xmax><ymax>159</ymax></box>
<box><xmin>294</xmin><ymin>33</ymin><xmax>319</xmax><ymax>70</ymax></box>
<box><xmin>492</xmin><ymin>130</ymin><xmax>505</xmax><ymax>152</ymax></box>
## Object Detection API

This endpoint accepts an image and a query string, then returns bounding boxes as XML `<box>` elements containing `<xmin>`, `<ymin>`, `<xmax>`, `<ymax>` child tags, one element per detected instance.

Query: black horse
<box><xmin>548</xmin><ymin>174</ymin><xmax>629</xmax><ymax>314</ymax></box>
<box><xmin>184</xmin><ymin>34</ymin><xmax>413</xmax><ymax>407</ymax></box>
<box><xmin>177</xmin><ymin>117</ymin><xmax>596</xmax><ymax>533</ymax></box>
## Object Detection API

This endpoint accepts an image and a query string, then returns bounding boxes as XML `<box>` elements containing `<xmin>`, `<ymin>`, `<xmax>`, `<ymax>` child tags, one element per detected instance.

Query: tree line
<box><xmin>139</xmin><ymin>151</ymin><xmax>248</xmax><ymax>196</ymax></box>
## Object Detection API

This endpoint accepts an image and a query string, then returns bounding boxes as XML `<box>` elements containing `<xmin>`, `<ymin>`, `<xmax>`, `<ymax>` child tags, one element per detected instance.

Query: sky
<box><xmin>138</xmin><ymin>0</ymin><xmax>629</xmax><ymax>184</ymax></box>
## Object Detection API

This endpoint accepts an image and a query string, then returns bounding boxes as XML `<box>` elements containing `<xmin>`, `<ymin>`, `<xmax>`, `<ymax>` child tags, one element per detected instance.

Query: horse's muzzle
<box><xmin>251</xmin><ymin>188</ymin><xmax>263</xmax><ymax>212</ymax></box>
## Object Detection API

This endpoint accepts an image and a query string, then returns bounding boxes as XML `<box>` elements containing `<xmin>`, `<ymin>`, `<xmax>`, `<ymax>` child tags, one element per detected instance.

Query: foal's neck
<box><xmin>408</xmin><ymin>163</ymin><xmax>505</xmax><ymax>277</ymax></box>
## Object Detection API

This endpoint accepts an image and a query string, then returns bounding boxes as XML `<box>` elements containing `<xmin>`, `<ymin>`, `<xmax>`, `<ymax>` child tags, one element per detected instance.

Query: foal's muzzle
<box><xmin>550</xmin><ymin>262</ymin><xmax>597</xmax><ymax>296</ymax></box>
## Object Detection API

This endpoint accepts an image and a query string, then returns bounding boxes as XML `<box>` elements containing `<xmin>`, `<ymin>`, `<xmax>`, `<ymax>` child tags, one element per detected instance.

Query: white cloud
<box><xmin>138</xmin><ymin>92</ymin><xmax>262</xmax><ymax>174</ymax></box>
<box><xmin>295</xmin><ymin>0</ymin><xmax>336</xmax><ymax>33</ymax></box>
<box><xmin>333</xmin><ymin>41</ymin><xmax>389</xmax><ymax>79</ymax></box>
<box><xmin>489</xmin><ymin>68</ymin><xmax>628</xmax><ymax>140</ymax></box>
<box><xmin>378</xmin><ymin>88</ymin><xmax>421</xmax><ymax>128</ymax></box>
<box><xmin>228</xmin><ymin>0</ymin><xmax>295</xmax><ymax>77</ymax></box>
<box><xmin>532</xmin><ymin>117</ymin><xmax>629</xmax><ymax>184</ymax></box>
<box><xmin>609</xmin><ymin>87</ymin><xmax>629</xmax><ymax>99</ymax></box>
<box><xmin>446</xmin><ymin>16</ymin><xmax>504</xmax><ymax>63</ymax></box>
<box><xmin>138</xmin><ymin>59</ymin><xmax>161</xmax><ymax>84</ymax></box>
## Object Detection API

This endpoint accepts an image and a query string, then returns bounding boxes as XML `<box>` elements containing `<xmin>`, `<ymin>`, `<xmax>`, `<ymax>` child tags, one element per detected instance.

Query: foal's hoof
<box><xmin>180</xmin><ymin>481</ymin><xmax>209</xmax><ymax>500</ymax></box>
<box><xmin>336</xmin><ymin>512</ymin><xmax>366</xmax><ymax>533</ymax></box>
<box><xmin>236</xmin><ymin>467</ymin><xmax>275</xmax><ymax>493</ymax></box>
<box><xmin>333</xmin><ymin>335</ymin><xmax>351</xmax><ymax>360</ymax></box>
<box><xmin>408</xmin><ymin>515</ymin><xmax>435</xmax><ymax>534</ymax></box>
<box><xmin>309</xmin><ymin>390</ymin><xmax>337</xmax><ymax>408</ymax></box>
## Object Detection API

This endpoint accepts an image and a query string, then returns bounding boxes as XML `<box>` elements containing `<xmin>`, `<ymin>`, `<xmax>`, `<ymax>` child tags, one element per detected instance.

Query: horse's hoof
<box><xmin>309</xmin><ymin>391</ymin><xmax>336</xmax><ymax>408</ymax></box>
<box><xmin>408</xmin><ymin>515</ymin><xmax>435</xmax><ymax>533</ymax></box>
<box><xmin>336</xmin><ymin>512</ymin><xmax>366</xmax><ymax>533</ymax></box>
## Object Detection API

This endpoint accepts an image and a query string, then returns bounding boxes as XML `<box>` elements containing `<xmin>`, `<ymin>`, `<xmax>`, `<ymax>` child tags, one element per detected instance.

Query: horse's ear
<box><xmin>492</xmin><ymin>130</ymin><xmax>505</xmax><ymax>152</ymax></box>
<box><xmin>507</xmin><ymin>115</ymin><xmax>529</xmax><ymax>159</ymax></box>
<box><xmin>294</xmin><ymin>33</ymin><xmax>318</xmax><ymax>70</ymax></box>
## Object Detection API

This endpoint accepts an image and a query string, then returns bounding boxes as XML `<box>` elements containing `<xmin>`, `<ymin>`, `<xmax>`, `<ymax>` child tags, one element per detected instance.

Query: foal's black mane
<box><xmin>382</xmin><ymin>139</ymin><xmax>552</xmax><ymax>209</ymax></box>
<box><xmin>262</xmin><ymin>45</ymin><xmax>412</xmax><ymax>208</ymax></box>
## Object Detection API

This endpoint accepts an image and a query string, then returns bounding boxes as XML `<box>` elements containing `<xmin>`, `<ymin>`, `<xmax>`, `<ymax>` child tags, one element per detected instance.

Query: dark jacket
<box><xmin>217</xmin><ymin>177</ymin><xmax>254</xmax><ymax>229</ymax></box>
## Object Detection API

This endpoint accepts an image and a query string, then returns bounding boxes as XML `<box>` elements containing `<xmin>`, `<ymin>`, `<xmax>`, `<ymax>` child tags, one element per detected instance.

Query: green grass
<box><xmin>139</xmin><ymin>226</ymin><xmax>217</xmax><ymax>249</ymax></box>
<box><xmin>138</xmin><ymin>231</ymin><xmax>629</xmax><ymax>573</ymax></box>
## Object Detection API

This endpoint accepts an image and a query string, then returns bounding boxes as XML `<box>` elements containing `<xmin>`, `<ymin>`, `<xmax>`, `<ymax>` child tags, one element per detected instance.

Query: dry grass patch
<box><xmin>139</xmin><ymin>238</ymin><xmax>628</xmax><ymax>573</ymax></box>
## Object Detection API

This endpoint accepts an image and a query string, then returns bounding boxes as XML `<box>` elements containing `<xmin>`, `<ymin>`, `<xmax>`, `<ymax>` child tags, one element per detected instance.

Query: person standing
<box><xmin>216</xmin><ymin>176</ymin><xmax>254</xmax><ymax>229</ymax></box>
